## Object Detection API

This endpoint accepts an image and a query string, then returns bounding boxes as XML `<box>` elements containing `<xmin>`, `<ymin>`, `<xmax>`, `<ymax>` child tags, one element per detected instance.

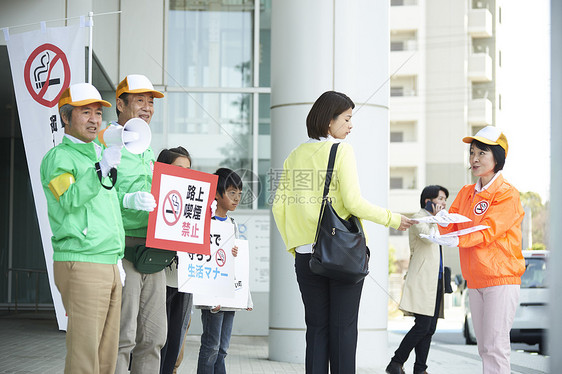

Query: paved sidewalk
<box><xmin>0</xmin><ymin>310</ymin><xmax>549</xmax><ymax>373</ymax></box>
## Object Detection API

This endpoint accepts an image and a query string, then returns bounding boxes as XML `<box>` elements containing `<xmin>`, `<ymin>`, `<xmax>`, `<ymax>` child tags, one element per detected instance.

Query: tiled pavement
<box><xmin>0</xmin><ymin>311</ymin><xmax>549</xmax><ymax>373</ymax></box>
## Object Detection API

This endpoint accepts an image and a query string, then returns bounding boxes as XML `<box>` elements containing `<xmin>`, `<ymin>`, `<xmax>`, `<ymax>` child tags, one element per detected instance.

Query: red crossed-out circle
<box><xmin>473</xmin><ymin>201</ymin><xmax>489</xmax><ymax>215</ymax></box>
<box><xmin>215</xmin><ymin>249</ymin><xmax>227</xmax><ymax>267</ymax></box>
<box><xmin>162</xmin><ymin>190</ymin><xmax>183</xmax><ymax>226</ymax></box>
<box><xmin>24</xmin><ymin>43</ymin><xmax>71</xmax><ymax>108</ymax></box>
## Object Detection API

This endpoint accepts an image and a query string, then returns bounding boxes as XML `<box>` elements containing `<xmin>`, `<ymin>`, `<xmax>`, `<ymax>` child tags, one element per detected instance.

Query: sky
<box><xmin>499</xmin><ymin>0</ymin><xmax>551</xmax><ymax>202</ymax></box>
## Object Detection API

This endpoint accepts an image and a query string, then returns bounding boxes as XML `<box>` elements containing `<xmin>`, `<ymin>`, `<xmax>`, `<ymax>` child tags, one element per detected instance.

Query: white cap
<box><xmin>58</xmin><ymin>83</ymin><xmax>111</xmax><ymax>108</ymax></box>
<box><xmin>462</xmin><ymin>126</ymin><xmax>509</xmax><ymax>156</ymax></box>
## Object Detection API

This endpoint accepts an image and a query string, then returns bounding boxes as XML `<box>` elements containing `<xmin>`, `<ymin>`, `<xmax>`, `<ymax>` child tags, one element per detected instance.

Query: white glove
<box><xmin>123</xmin><ymin>191</ymin><xmax>157</xmax><ymax>212</ymax></box>
<box><xmin>99</xmin><ymin>146</ymin><xmax>122</xmax><ymax>177</ymax></box>
<box><xmin>210</xmin><ymin>200</ymin><xmax>217</xmax><ymax>217</ymax></box>
<box><xmin>435</xmin><ymin>209</ymin><xmax>451</xmax><ymax>227</ymax></box>
<box><xmin>428</xmin><ymin>235</ymin><xmax>459</xmax><ymax>247</ymax></box>
<box><xmin>117</xmin><ymin>259</ymin><xmax>126</xmax><ymax>287</ymax></box>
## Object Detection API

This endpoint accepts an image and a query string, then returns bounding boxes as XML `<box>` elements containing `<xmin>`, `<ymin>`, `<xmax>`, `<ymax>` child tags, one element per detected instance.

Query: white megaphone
<box><xmin>98</xmin><ymin>118</ymin><xmax>152</xmax><ymax>154</ymax></box>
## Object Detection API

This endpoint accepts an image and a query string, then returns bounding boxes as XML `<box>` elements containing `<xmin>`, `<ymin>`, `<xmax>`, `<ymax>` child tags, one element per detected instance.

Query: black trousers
<box><xmin>160</xmin><ymin>286</ymin><xmax>193</xmax><ymax>374</ymax></box>
<box><xmin>295</xmin><ymin>253</ymin><xmax>364</xmax><ymax>374</ymax></box>
<box><xmin>392</xmin><ymin>279</ymin><xmax>443</xmax><ymax>374</ymax></box>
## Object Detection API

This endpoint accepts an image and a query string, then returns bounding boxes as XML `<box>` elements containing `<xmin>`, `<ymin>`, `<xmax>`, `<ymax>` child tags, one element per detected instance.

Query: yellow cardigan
<box><xmin>272</xmin><ymin>140</ymin><xmax>401</xmax><ymax>255</ymax></box>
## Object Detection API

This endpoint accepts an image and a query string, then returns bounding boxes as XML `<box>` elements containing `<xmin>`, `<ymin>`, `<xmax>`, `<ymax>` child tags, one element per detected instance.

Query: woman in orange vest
<box><xmin>430</xmin><ymin>126</ymin><xmax>525</xmax><ymax>374</ymax></box>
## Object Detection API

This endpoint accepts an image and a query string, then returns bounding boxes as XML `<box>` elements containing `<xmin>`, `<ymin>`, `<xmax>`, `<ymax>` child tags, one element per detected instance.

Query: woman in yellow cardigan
<box><xmin>272</xmin><ymin>91</ymin><xmax>415</xmax><ymax>374</ymax></box>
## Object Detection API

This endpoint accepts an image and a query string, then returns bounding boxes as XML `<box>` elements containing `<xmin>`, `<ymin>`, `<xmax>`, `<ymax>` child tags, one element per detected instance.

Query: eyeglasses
<box><xmin>226</xmin><ymin>190</ymin><xmax>242</xmax><ymax>199</ymax></box>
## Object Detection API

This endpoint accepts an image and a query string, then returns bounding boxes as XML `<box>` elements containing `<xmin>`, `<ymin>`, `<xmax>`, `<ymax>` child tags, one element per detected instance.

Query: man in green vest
<box><xmin>40</xmin><ymin>82</ymin><xmax>124</xmax><ymax>374</ymax></box>
<box><xmin>113</xmin><ymin>74</ymin><xmax>171</xmax><ymax>374</ymax></box>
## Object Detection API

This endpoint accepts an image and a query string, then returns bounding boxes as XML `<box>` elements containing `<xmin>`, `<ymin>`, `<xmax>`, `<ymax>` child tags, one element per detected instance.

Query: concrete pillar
<box><xmin>549</xmin><ymin>0</ymin><xmax>561</xmax><ymax>368</ymax></box>
<box><xmin>269</xmin><ymin>0</ymin><xmax>391</xmax><ymax>369</ymax></box>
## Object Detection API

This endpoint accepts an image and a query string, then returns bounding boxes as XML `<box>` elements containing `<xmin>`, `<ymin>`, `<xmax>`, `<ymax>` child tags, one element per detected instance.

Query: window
<box><xmin>390</xmin><ymin>76</ymin><xmax>417</xmax><ymax>97</ymax></box>
<box><xmin>390</xmin><ymin>167</ymin><xmax>417</xmax><ymax>190</ymax></box>
<box><xmin>521</xmin><ymin>258</ymin><xmax>547</xmax><ymax>288</ymax></box>
<box><xmin>390</xmin><ymin>86</ymin><xmax>404</xmax><ymax>97</ymax></box>
<box><xmin>390</xmin><ymin>121</ymin><xmax>417</xmax><ymax>142</ymax></box>
<box><xmin>391</xmin><ymin>41</ymin><xmax>404</xmax><ymax>52</ymax></box>
<box><xmin>390</xmin><ymin>132</ymin><xmax>404</xmax><ymax>143</ymax></box>
<box><xmin>167</xmin><ymin>0</ymin><xmax>272</xmax><ymax>209</ymax></box>
<box><xmin>390</xmin><ymin>30</ymin><xmax>417</xmax><ymax>52</ymax></box>
<box><xmin>390</xmin><ymin>177</ymin><xmax>403</xmax><ymax>189</ymax></box>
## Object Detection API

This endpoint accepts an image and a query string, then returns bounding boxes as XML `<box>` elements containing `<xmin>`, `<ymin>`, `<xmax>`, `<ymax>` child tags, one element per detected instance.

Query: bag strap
<box><xmin>322</xmin><ymin>143</ymin><xmax>340</xmax><ymax>198</ymax></box>
<box><xmin>312</xmin><ymin>143</ymin><xmax>339</xmax><ymax>248</ymax></box>
<box><xmin>94</xmin><ymin>162</ymin><xmax>117</xmax><ymax>190</ymax></box>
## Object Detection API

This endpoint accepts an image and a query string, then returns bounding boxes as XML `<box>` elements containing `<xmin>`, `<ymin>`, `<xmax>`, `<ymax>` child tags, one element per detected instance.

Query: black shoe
<box><xmin>385</xmin><ymin>360</ymin><xmax>405</xmax><ymax>374</ymax></box>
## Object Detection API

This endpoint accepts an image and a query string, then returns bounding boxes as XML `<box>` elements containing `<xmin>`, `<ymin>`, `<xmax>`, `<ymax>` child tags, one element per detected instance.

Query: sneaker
<box><xmin>385</xmin><ymin>360</ymin><xmax>406</xmax><ymax>374</ymax></box>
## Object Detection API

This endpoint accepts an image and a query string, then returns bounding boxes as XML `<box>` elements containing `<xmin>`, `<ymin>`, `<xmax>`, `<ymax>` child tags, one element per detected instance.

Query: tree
<box><xmin>520</xmin><ymin>191</ymin><xmax>549</xmax><ymax>249</ymax></box>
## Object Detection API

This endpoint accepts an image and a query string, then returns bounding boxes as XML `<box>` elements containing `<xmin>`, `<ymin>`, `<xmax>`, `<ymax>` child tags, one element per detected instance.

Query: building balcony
<box><xmin>468</xmin><ymin>98</ymin><xmax>493</xmax><ymax>125</ymax></box>
<box><xmin>468</xmin><ymin>8</ymin><xmax>493</xmax><ymax>38</ymax></box>
<box><xmin>390</xmin><ymin>50</ymin><xmax>420</xmax><ymax>76</ymax></box>
<box><xmin>389</xmin><ymin>189</ymin><xmax>420</xmax><ymax>214</ymax></box>
<box><xmin>390</xmin><ymin>4</ymin><xmax>420</xmax><ymax>30</ymax></box>
<box><xmin>390</xmin><ymin>95</ymin><xmax>421</xmax><ymax>121</ymax></box>
<box><xmin>468</xmin><ymin>52</ymin><xmax>493</xmax><ymax>82</ymax></box>
<box><xmin>390</xmin><ymin>141</ymin><xmax>422</xmax><ymax>167</ymax></box>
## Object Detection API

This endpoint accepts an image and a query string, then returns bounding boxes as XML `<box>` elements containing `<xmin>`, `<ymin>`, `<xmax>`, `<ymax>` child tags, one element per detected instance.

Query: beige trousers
<box><xmin>54</xmin><ymin>261</ymin><xmax>122</xmax><ymax>374</ymax></box>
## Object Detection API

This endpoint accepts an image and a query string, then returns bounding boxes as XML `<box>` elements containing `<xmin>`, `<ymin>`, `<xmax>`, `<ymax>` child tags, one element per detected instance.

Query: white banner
<box><xmin>5</xmin><ymin>24</ymin><xmax>88</xmax><ymax>330</ymax></box>
<box><xmin>192</xmin><ymin>239</ymin><xmax>251</xmax><ymax>309</ymax></box>
<box><xmin>177</xmin><ymin>219</ymin><xmax>236</xmax><ymax>299</ymax></box>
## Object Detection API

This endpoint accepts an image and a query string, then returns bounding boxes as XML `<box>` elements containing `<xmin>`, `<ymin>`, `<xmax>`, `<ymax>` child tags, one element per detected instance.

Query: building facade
<box><xmin>0</xmin><ymin>0</ymin><xmax>508</xmax><ymax>368</ymax></box>
<box><xmin>388</xmin><ymin>0</ymin><xmax>504</xmax><ymax>274</ymax></box>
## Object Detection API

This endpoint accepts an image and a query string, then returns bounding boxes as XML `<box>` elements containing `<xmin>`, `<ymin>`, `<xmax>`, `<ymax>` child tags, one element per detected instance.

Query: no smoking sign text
<box><xmin>147</xmin><ymin>162</ymin><xmax>218</xmax><ymax>255</ymax></box>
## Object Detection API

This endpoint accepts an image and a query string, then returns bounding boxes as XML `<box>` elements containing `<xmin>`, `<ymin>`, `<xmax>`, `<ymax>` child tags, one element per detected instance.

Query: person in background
<box><xmin>157</xmin><ymin>147</ymin><xmax>194</xmax><ymax>374</ymax></box>
<box><xmin>40</xmin><ymin>83</ymin><xmax>124</xmax><ymax>374</ymax></box>
<box><xmin>432</xmin><ymin>126</ymin><xmax>525</xmax><ymax>374</ymax></box>
<box><xmin>386</xmin><ymin>185</ymin><xmax>449</xmax><ymax>374</ymax></box>
<box><xmin>272</xmin><ymin>91</ymin><xmax>415</xmax><ymax>374</ymax></box>
<box><xmin>113</xmin><ymin>74</ymin><xmax>169</xmax><ymax>374</ymax></box>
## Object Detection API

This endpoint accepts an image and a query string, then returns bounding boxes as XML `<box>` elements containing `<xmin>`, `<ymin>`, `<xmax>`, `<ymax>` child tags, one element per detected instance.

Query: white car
<box><xmin>462</xmin><ymin>250</ymin><xmax>548</xmax><ymax>354</ymax></box>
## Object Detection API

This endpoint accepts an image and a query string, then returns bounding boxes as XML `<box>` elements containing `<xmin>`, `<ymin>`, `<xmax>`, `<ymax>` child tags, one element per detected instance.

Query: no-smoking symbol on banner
<box><xmin>24</xmin><ymin>43</ymin><xmax>71</xmax><ymax>108</ymax></box>
<box><xmin>215</xmin><ymin>249</ymin><xmax>227</xmax><ymax>267</ymax></box>
<box><xmin>163</xmin><ymin>190</ymin><xmax>183</xmax><ymax>226</ymax></box>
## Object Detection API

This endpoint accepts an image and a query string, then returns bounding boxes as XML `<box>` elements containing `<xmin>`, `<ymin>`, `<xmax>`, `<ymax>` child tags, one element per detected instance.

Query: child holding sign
<box><xmin>196</xmin><ymin>168</ymin><xmax>253</xmax><ymax>374</ymax></box>
<box><xmin>157</xmin><ymin>146</ymin><xmax>195</xmax><ymax>374</ymax></box>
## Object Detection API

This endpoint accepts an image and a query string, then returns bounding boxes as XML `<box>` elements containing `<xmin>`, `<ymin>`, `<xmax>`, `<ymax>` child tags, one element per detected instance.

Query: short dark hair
<box><xmin>116</xmin><ymin>93</ymin><xmax>130</xmax><ymax>118</ymax></box>
<box><xmin>420</xmin><ymin>185</ymin><xmax>449</xmax><ymax>208</ymax></box>
<box><xmin>306</xmin><ymin>91</ymin><xmax>355</xmax><ymax>139</ymax></box>
<box><xmin>214</xmin><ymin>168</ymin><xmax>243</xmax><ymax>197</ymax></box>
<box><xmin>59</xmin><ymin>104</ymin><xmax>74</xmax><ymax>128</ymax></box>
<box><xmin>157</xmin><ymin>146</ymin><xmax>191</xmax><ymax>165</ymax></box>
<box><xmin>471</xmin><ymin>140</ymin><xmax>506</xmax><ymax>172</ymax></box>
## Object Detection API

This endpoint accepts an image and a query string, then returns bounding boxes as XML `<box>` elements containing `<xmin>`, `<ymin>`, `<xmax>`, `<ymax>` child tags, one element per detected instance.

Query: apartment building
<box><xmin>388</xmin><ymin>0</ymin><xmax>503</xmax><ymax>269</ymax></box>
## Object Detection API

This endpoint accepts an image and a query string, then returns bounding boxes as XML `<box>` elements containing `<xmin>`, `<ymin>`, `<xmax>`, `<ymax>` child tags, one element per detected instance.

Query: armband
<box><xmin>48</xmin><ymin>173</ymin><xmax>75</xmax><ymax>201</ymax></box>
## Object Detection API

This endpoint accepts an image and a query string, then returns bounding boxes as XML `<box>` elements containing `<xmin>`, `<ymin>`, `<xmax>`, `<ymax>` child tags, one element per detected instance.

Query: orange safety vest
<box><xmin>440</xmin><ymin>174</ymin><xmax>525</xmax><ymax>289</ymax></box>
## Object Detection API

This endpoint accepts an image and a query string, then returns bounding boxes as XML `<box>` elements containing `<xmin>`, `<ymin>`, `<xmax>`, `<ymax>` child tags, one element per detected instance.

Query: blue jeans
<box><xmin>197</xmin><ymin>309</ymin><xmax>235</xmax><ymax>374</ymax></box>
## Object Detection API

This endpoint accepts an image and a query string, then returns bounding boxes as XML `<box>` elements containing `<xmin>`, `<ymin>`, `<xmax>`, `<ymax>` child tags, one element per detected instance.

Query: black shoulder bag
<box><xmin>309</xmin><ymin>143</ymin><xmax>370</xmax><ymax>284</ymax></box>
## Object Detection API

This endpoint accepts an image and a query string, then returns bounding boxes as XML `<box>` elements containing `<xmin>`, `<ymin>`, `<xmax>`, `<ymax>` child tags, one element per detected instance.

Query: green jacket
<box><xmin>114</xmin><ymin>146</ymin><xmax>155</xmax><ymax>237</ymax></box>
<box><xmin>40</xmin><ymin>137</ymin><xmax>125</xmax><ymax>264</ymax></box>
<box><xmin>272</xmin><ymin>140</ymin><xmax>401</xmax><ymax>255</ymax></box>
